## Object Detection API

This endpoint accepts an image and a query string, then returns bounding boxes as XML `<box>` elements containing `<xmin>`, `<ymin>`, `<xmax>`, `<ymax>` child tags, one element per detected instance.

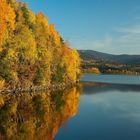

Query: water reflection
<box><xmin>0</xmin><ymin>87</ymin><xmax>81</xmax><ymax>140</ymax></box>
<box><xmin>81</xmin><ymin>81</ymin><xmax>140</xmax><ymax>94</ymax></box>
<box><xmin>1</xmin><ymin>80</ymin><xmax>140</xmax><ymax>140</ymax></box>
<box><xmin>56</xmin><ymin>80</ymin><xmax>140</xmax><ymax>140</ymax></box>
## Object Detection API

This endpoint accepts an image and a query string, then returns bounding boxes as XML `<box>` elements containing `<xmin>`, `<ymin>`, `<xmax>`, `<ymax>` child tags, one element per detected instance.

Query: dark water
<box><xmin>0</xmin><ymin>74</ymin><xmax>140</xmax><ymax>140</ymax></box>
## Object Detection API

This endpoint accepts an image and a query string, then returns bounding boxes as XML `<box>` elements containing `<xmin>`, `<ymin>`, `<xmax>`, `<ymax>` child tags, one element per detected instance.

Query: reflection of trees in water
<box><xmin>81</xmin><ymin>82</ymin><xmax>140</xmax><ymax>94</ymax></box>
<box><xmin>0</xmin><ymin>86</ymin><xmax>81</xmax><ymax>140</ymax></box>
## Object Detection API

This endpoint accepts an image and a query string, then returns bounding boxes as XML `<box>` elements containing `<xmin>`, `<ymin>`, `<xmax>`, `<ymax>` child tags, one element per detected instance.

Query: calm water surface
<box><xmin>0</xmin><ymin>74</ymin><xmax>140</xmax><ymax>140</ymax></box>
<box><xmin>81</xmin><ymin>74</ymin><xmax>140</xmax><ymax>85</ymax></box>
<box><xmin>55</xmin><ymin>74</ymin><xmax>140</xmax><ymax>140</ymax></box>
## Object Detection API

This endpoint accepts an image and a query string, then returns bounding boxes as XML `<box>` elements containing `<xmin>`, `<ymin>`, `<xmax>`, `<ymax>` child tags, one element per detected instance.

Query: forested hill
<box><xmin>78</xmin><ymin>50</ymin><xmax>140</xmax><ymax>65</ymax></box>
<box><xmin>0</xmin><ymin>0</ymin><xmax>80</xmax><ymax>91</ymax></box>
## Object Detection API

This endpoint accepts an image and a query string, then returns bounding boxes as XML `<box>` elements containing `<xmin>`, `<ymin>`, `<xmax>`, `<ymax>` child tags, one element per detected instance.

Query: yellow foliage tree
<box><xmin>61</xmin><ymin>43</ymin><xmax>81</xmax><ymax>82</ymax></box>
<box><xmin>0</xmin><ymin>0</ymin><xmax>15</xmax><ymax>46</ymax></box>
<box><xmin>33</xmin><ymin>12</ymin><xmax>51</xmax><ymax>85</ymax></box>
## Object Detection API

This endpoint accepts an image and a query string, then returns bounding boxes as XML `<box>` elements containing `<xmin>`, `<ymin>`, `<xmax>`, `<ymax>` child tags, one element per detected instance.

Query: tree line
<box><xmin>0</xmin><ymin>0</ymin><xmax>81</xmax><ymax>90</ymax></box>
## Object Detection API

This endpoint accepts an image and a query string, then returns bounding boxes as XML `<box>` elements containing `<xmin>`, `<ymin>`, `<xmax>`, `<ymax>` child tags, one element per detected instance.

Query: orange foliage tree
<box><xmin>0</xmin><ymin>0</ymin><xmax>15</xmax><ymax>47</ymax></box>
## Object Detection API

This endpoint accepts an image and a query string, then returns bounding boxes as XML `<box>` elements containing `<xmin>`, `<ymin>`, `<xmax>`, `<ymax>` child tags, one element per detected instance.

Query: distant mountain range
<box><xmin>78</xmin><ymin>50</ymin><xmax>140</xmax><ymax>65</ymax></box>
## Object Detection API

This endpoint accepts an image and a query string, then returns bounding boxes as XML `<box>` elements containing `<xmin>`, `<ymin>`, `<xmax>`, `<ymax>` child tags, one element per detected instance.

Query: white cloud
<box><xmin>117</xmin><ymin>25</ymin><xmax>140</xmax><ymax>34</ymax></box>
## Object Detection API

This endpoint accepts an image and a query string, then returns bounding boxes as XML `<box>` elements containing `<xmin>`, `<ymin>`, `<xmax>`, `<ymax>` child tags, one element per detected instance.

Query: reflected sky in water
<box><xmin>56</xmin><ymin>75</ymin><xmax>140</xmax><ymax>140</ymax></box>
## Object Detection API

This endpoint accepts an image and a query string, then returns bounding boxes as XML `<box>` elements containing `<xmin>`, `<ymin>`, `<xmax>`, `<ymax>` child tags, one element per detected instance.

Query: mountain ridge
<box><xmin>78</xmin><ymin>50</ymin><xmax>140</xmax><ymax>65</ymax></box>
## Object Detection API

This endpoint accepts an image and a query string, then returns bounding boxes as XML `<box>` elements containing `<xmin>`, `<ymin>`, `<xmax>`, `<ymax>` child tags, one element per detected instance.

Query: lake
<box><xmin>55</xmin><ymin>74</ymin><xmax>140</xmax><ymax>140</ymax></box>
<box><xmin>0</xmin><ymin>74</ymin><xmax>140</xmax><ymax>140</ymax></box>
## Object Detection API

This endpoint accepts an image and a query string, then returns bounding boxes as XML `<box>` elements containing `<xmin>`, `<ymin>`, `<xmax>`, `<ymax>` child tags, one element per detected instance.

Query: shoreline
<box><xmin>0</xmin><ymin>81</ymin><xmax>78</xmax><ymax>94</ymax></box>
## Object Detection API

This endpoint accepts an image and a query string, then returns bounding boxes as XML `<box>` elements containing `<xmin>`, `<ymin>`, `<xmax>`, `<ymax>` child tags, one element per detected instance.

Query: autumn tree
<box><xmin>0</xmin><ymin>0</ymin><xmax>15</xmax><ymax>48</ymax></box>
<box><xmin>33</xmin><ymin>12</ymin><xmax>51</xmax><ymax>85</ymax></box>
<box><xmin>21</xmin><ymin>3</ymin><xmax>36</xmax><ymax>29</ymax></box>
<box><xmin>61</xmin><ymin>43</ymin><xmax>81</xmax><ymax>83</ymax></box>
<box><xmin>49</xmin><ymin>24</ymin><xmax>63</xmax><ymax>82</ymax></box>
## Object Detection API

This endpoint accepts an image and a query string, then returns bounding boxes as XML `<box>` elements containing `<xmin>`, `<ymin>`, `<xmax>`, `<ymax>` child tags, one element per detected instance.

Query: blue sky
<box><xmin>21</xmin><ymin>0</ymin><xmax>140</xmax><ymax>54</ymax></box>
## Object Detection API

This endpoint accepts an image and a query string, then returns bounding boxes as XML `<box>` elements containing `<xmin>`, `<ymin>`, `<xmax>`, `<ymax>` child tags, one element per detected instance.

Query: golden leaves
<box><xmin>0</xmin><ymin>0</ymin><xmax>81</xmax><ymax>87</ymax></box>
<box><xmin>49</xmin><ymin>24</ymin><xmax>60</xmax><ymax>46</ymax></box>
<box><xmin>0</xmin><ymin>0</ymin><xmax>15</xmax><ymax>45</ymax></box>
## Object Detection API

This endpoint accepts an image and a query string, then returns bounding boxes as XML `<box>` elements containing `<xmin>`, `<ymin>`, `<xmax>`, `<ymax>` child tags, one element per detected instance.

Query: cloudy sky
<box><xmin>22</xmin><ymin>0</ymin><xmax>140</xmax><ymax>54</ymax></box>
